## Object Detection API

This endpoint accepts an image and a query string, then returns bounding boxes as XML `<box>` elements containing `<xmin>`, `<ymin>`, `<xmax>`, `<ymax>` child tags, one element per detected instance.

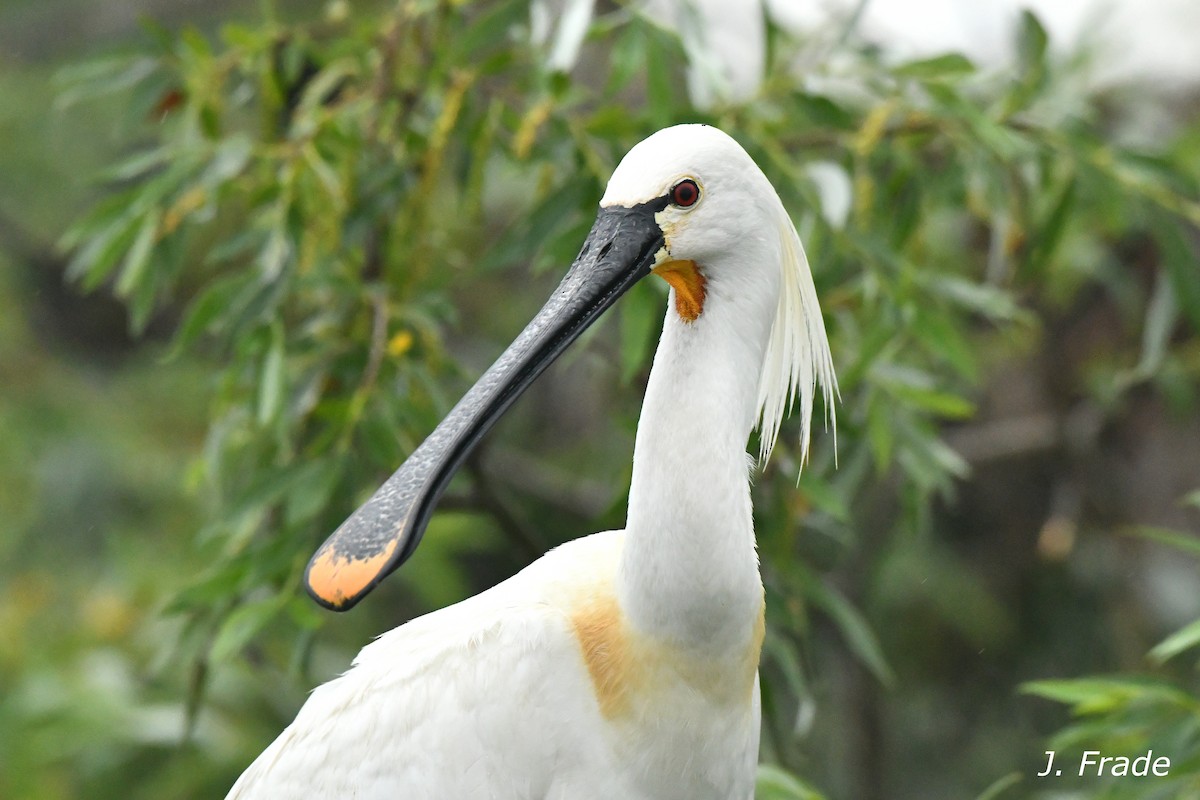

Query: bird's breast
<box><xmin>567</xmin><ymin>582</ymin><xmax>764</xmax><ymax>721</ymax></box>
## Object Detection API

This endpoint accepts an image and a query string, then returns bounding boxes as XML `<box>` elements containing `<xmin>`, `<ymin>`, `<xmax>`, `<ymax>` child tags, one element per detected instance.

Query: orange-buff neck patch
<box><xmin>652</xmin><ymin>259</ymin><xmax>706</xmax><ymax>322</ymax></box>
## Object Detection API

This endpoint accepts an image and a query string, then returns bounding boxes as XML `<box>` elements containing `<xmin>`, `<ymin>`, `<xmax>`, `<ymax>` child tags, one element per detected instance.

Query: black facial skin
<box><xmin>305</xmin><ymin>195</ymin><xmax>671</xmax><ymax>611</ymax></box>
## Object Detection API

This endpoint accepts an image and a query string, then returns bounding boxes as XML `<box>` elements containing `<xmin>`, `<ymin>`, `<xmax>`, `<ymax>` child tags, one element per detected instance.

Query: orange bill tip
<box><xmin>305</xmin><ymin>537</ymin><xmax>398</xmax><ymax>610</ymax></box>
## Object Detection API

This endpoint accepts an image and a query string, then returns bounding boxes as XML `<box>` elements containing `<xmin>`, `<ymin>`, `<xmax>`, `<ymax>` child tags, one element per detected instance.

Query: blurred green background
<box><xmin>3</xmin><ymin>1</ymin><xmax>1200</xmax><ymax>798</ymax></box>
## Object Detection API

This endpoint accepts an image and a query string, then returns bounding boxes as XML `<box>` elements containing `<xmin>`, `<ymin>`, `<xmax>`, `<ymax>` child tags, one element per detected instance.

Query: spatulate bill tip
<box><xmin>304</xmin><ymin>535</ymin><xmax>400</xmax><ymax>612</ymax></box>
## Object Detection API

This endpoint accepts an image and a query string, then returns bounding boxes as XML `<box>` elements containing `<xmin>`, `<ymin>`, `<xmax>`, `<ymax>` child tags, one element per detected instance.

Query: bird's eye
<box><xmin>670</xmin><ymin>179</ymin><xmax>700</xmax><ymax>208</ymax></box>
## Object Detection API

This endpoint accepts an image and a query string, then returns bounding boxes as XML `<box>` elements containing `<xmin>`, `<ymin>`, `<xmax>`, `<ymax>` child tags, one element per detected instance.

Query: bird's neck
<box><xmin>619</xmin><ymin>284</ymin><xmax>773</xmax><ymax>650</ymax></box>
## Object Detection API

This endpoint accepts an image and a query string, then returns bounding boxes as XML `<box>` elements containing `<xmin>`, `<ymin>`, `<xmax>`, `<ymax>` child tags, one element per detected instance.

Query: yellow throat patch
<box><xmin>652</xmin><ymin>259</ymin><xmax>706</xmax><ymax>322</ymax></box>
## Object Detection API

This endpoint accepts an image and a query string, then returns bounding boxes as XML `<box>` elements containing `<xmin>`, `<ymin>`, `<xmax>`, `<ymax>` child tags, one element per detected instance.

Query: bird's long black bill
<box><xmin>305</xmin><ymin>198</ymin><xmax>668</xmax><ymax>610</ymax></box>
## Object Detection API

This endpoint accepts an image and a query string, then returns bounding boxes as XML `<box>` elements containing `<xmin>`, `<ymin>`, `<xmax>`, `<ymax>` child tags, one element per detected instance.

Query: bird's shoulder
<box><xmin>351</xmin><ymin>528</ymin><xmax>625</xmax><ymax>676</ymax></box>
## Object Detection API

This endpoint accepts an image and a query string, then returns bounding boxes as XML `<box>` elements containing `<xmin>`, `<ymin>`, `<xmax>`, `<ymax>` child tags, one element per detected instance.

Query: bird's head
<box><xmin>304</xmin><ymin>124</ymin><xmax>836</xmax><ymax>611</ymax></box>
<box><xmin>596</xmin><ymin>126</ymin><xmax>776</xmax><ymax>322</ymax></box>
<box><xmin>603</xmin><ymin>124</ymin><xmax>837</xmax><ymax>463</ymax></box>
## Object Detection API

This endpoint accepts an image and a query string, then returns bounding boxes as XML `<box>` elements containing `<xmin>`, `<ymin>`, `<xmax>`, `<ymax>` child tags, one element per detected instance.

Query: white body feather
<box><xmin>228</xmin><ymin>533</ymin><xmax>760</xmax><ymax>799</ymax></box>
<box><xmin>227</xmin><ymin>125</ymin><xmax>834</xmax><ymax>800</ymax></box>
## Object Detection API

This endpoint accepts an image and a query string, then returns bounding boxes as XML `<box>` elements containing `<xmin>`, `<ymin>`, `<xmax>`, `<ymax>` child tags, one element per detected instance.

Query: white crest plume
<box><xmin>754</xmin><ymin>202</ymin><xmax>838</xmax><ymax>468</ymax></box>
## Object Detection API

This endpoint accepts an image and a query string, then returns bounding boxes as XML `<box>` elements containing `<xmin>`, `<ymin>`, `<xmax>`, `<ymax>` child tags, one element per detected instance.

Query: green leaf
<box><xmin>761</xmin><ymin>634</ymin><xmax>810</xmax><ymax>705</ymax></box>
<box><xmin>284</xmin><ymin>458</ymin><xmax>344</xmax><ymax>527</ymax></box>
<box><xmin>114</xmin><ymin>209</ymin><xmax>160</xmax><ymax>298</ymax></box>
<box><xmin>257</xmin><ymin>324</ymin><xmax>287</xmax><ymax>426</ymax></box>
<box><xmin>55</xmin><ymin>56</ymin><xmax>158</xmax><ymax>108</ymax></box>
<box><xmin>293</xmin><ymin>61</ymin><xmax>357</xmax><ymax>119</ymax></box>
<box><xmin>1149</xmin><ymin>618</ymin><xmax>1200</xmax><ymax>665</ymax></box>
<box><xmin>1029</xmin><ymin>174</ymin><xmax>1076</xmax><ymax>270</ymax></box>
<box><xmin>302</xmin><ymin>143</ymin><xmax>346</xmax><ymax>209</ymax></box>
<box><xmin>796</xmin><ymin>473</ymin><xmax>850</xmax><ymax>523</ymax></box>
<box><xmin>873</xmin><ymin>364</ymin><xmax>976</xmax><ymax>419</ymax></box>
<box><xmin>480</xmin><ymin>179</ymin><xmax>589</xmax><ymax>273</ymax></box>
<box><xmin>902</xmin><ymin>386</ymin><xmax>975</xmax><ymax>419</ymax></box>
<box><xmin>452</xmin><ymin>0</ymin><xmax>528</xmax><ymax>61</ymax></box>
<box><xmin>179</xmin><ymin>26</ymin><xmax>214</xmax><ymax>61</ymax></box>
<box><xmin>1015</xmin><ymin>10</ymin><xmax>1049</xmax><ymax>80</ymax></box>
<box><xmin>164</xmin><ymin>565</ymin><xmax>250</xmax><ymax>614</ymax></box>
<box><xmin>67</xmin><ymin>213</ymin><xmax>142</xmax><ymax>291</ymax></box>
<box><xmin>973</xmin><ymin>772</ymin><xmax>1022</xmax><ymax>800</ymax></box>
<box><xmin>1126</xmin><ymin>525</ymin><xmax>1200</xmax><ymax>559</ymax></box>
<box><xmin>99</xmin><ymin>147</ymin><xmax>174</xmax><ymax>182</ymax></box>
<box><xmin>165</xmin><ymin>272</ymin><xmax>252</xmax><ymax>359</ymax></box>
<box><xmin>210</xmin><ymin>595</ymin><xmax>289</xmax><ymax>663</ymax></box>
<box><xmin>920</xmin><ymin>274</ymin><xmax>1027</xmax><ymax>323</ymax></box>
<box><xmin>639</xmin><ymin>16</ymin><xmax>687</xmax><ymax>126</ymax></box>
<box><xmin>1021</xmin><ymin>677</ymin><xmax>1195</xmax><ymax>715</ymax></box>
<box><xmin>913</xmin><ymin>308</ymin><xmax>978</xmax><ymax>381</ymax></box>
<box><xmin>924</xmin><ymin>437</ymin><xmax>971</xmax><ymax>481</ymax></box>
<box><xmin>259</xmin><ymin>227</ymin><xmax>291</xmax><ymax>279</ymax></box>
<box><xmin>203</xmin><ymin>134</ymin><xmax>254</xmax><ymax>186</ymax></box>
<box><xmin>755</xmin><ymin>764</ymin><xmax>828</xmax><ymax>800</ymax></box>
<box><xmin>792</xmin><ymin>92</ymin><xmax>856</xmax><ymax>130</ymax></box>
<box><xmin>1155</xmin><ymin>216</ymin><xmax>1200</xmax><ymax>334</ymax></box>
<box><xmin>1132</xmin><ymin>272</ymin><xmax>1179</xmax><ymax>380</ymax></box>
<box><xmin>808</xmin><ymin>578</ymin><xmax>895</xmax><ymax>686</ymax></box>
<box><xmin>866</xmin><ymin>394</ymin><xmax>894</xmax><ymax>472</ymax></box>
<box><xmin>606</xmin><ymin>19</ymin><xmax>646</xmax><ymax>95</ymax></box>
<box><xmin>894</xmin><ymin>53</ymin><xmax>976</xmax><ymax>80</ymax></box>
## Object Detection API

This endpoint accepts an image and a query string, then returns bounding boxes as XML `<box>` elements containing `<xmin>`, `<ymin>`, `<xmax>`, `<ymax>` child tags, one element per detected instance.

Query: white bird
<box><xmin>227</xmin><ymin>124</ymin><xmax>837</xmax><ymax>800</ymax></box>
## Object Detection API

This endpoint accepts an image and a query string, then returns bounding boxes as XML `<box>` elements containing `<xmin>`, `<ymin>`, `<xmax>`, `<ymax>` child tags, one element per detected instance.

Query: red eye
<box><xmin>670</xmin><ymin>179</ymin><xmax>700</xmax><ymax>208</ymax></box>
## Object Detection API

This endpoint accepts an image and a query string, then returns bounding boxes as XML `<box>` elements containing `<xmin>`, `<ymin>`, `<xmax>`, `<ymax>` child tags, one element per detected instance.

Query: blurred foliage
<box><xmin>8</xmin><ymin>0</ymin><xmax>1199</xmax><ymax>798</ymax></box>
<box><xmin>1023</xmin><ymin>507</ymin><xmax>1200</xmax><ymax>800</ymax></box>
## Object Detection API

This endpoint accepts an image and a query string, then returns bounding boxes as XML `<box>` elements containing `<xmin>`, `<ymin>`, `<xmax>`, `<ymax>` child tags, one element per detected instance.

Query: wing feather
<box><xmin>227</xmin><ymin>532</ymin><xmax>624</xmax><ymax>799</ymax></box>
